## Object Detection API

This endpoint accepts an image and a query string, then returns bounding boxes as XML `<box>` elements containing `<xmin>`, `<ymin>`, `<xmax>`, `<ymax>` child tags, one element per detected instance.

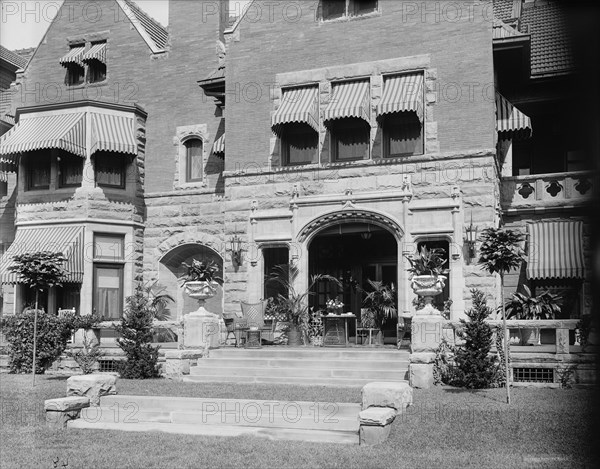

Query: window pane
<box><xmin>284</xmin><ymin>125</ymin><xmax>318</xmax><ymax>165</ymax></box>
<box><xmin>58</xmin><ymin>285</ymin><xmax>80</xmax><ymax>311</ymax></box>
<box><xmin>186</xmin><ymin>139</ymin><xmax>203</xmax><ymax>182</ymax></box>
<box><xmin>59</xmin><ymin>154</ymin><xmax>83</xmax><ymax>187</ymax></box>
<box><xmin>67</xmin><ymin>64</ymin><xmax>84</xmax><ymax>86</ymax></box>
<box><xmin>322</xmin><ymin>0</ymin><xmax>345</xmax><ymax>19</ymax></box>
<box><xmin>26</xmin><ymin>153</ymin><xmax>50</xmax><ymax>190</ymax></box>
<box><xmin>93</xmin><ymin>265</ymin><xmax>123</xmax><ymax>319</ymax></box>
<box><xmin>333</xmin><ymin>119</ymin><xmax>370</xmax><ymax>161</ymax></box>
<box><xmin>352</xmin><ymin>0</ymin><xmax>377</xmax><ymax>15</ymax></box>
<box><xmin>386</xmin><ymin>114</ymin><xmax>423</xmax><ymax>157</ymax></box>
<box><xmin>88</xmin><ymin>61</ymin><xmax>106</xmax><ymax>83</ymax></box>
<box><xmin>264</xmin><ymin>247</ymin><xmax>289</xmax><ymax>300</ymax></box>
<box><xmin>94</xmin><ymin>234</ymin><xmax>124</xmax><ymax>261</ymax></box>
<box><xmin>95</xmin><ymin>153</ymin><xmax>125</xmax><ymax>188</ymax></box>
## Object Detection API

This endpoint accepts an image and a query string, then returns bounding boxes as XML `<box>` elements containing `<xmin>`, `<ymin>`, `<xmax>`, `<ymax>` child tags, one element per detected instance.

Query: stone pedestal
<box><xmin>361</xmin><ymin>381</ymin><xmax>413</xmax><ymax>412</ymax></box>
<box><xmin>358</xmin><ymin>407</ymin><xmax>396</xmax><ymax>446</ymax></box>
<box><xmin>45</xmin><ymin>396</ymin><xmax>90</xmax><ymax>429</ymax></box>
<box><xmin>66</xmin><ymin>374</ymin><xmax>117</xmax><ymax>406</ymax></box>
<box><xmin>183</xmin><ymin>307</ymin><xmax>221</xmax><ymax>349</ymax></box>
<box><xmin>164</xmin><ymin>349</ymin><xmax>205</xmax><ymax>376</ymax></box>
<box><xmin>409</xmin><ymin>313</ymin><xmax>444</xmax><ymax>389</ymax></box>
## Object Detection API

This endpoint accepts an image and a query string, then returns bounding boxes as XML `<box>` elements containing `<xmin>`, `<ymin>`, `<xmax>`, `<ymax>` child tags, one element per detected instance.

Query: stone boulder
<box><xmin>44</xmin><ymin>396</ymin><xmax>90</xmax><ymax>429</ymax></box>
<box><xmin>67</xmin><ymin>374</ymin><xmax>117</xmax><ymax>406</ymax></box>
<box><xmin>361</xmin><ymin>381</ymin><xmax>413</xmax><ymax>412</ymax></box>
<box><xmin>358</xmin><ymin>407</ymin><xmax>397</xmax><ymax>446</ymax></box>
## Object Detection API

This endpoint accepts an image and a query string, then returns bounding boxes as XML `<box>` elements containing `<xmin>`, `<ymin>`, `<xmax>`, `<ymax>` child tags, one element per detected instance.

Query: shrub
<box><xmin>67</xmin><ymin>333</ymin><xmax>103</xmax><ymax>374</ymax></box>
<box><xmin>451</xmin><ymin>289</ymin><xmax>500</xmax><ymax>388</ymax></box>
<box><xmin>114</xmin><ymin>285</ymin><xmax>161</xmax><ymax>379</ymax></box>
<box><xmin>1</xmin><ymin>310</ymin><xmax>75</xmax><ymax>374</ymax></box>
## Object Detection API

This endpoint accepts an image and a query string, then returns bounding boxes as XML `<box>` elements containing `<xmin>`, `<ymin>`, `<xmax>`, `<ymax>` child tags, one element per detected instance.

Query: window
<box><xmin>66</xmin><ymin>63</ymin><xmax>85</xmax><ymax>86</ymax></box>
<box><xmin>58</xmin><ymin>153</ymin><xmax>83</xmax><ymax>188</ymax></box>
<box><xmin>383</xmin><ymin>113</ymin><xmax>423</xmax><ymax>157</ymax></box>
<box><xmin>24</xmin><ymin>152</ymin><xmax>51</xmax><ymax>191</ymax></box>
<box><xmin>331</xmin><ymin>118</ymin><xmax>370</xmax><ymax>161</ymax></box>
<box><xmin>88</xmin><ymin>61</ymin><xmax>106</xmax><ymax>84</ymax></box>
<box><xmin>0</xmin><ymin>174</ymin><xmax>7</xmax><ymax>197</ymax></box>
<box><xmin>532</xmin><ymin>279</ymin><xmax>582</xmax><ymax>319</ymax></box>
<box><xmin>93</xmin><ymin>234</ymin><xmax>124</xmax><ymax>320</ymax></box>
<box><xmin>320</xmin><ymin>0</ymin><xmax>377</xmax><ymax>20</ymax></box>
<box><xmin>282</xmin><ymin>124</ymin><xmax>318</xmax><ymax>165</ymax></box>
<box><xmin>95</xmin><ymin>152</ymin><xmax>126</xmax><ymax>189</ymax></box>
<box><xmin>185</xmin><ymin>138</ymin><xmax>203</xmax><ymax>182</ymax></box>
<box><xmin>263</xmin><ymin>247</ymin><xmax>289</xmax><ymax>300</ymax></box>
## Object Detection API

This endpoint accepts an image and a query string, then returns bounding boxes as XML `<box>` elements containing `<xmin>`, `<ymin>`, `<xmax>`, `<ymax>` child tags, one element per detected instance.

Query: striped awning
<box><xmin>213</xmin><ymin>134</ymin><xmax>225</xmax><ymax>155</ymax></box>
<box><xmin>496</xmin><ymin>92</ymin><xmax>532</xmax><ymax>140</ymax></box>
<box><xmin>0</xmin><ymin>113</ymin><xmax>86</xmax><ymax>163</ymax></box>
<box><xmin>90</xmin><ymin>112</ymin><xmax>136</xmax><ymax>155</ymax></box>
<box><xmin>527</xmin><ymin>222</ymin><xmax>585</xmax><ymax>280</ymax></box>
<box><xmin>272</xmin><ymin>87</ymin><xmax>319</xmax><ymax>133</ymax></box>
<box><xmin>82</xmin><ymin>42</ymin><xmax>107</xmax><ymax>64</ymax></box>
<box><xmin>0</xmin><ymin>225</ymin><xmax>85</xmax><ymax>284</ymax></box>
<box><xmin>377</xmin><ymin>73</ymin><xmax>423</xmax><ymax>122</ymax></box>
<box><xmin>323</xmin><ymin>80</ymin><xmax>370</xmax><ymax>124</ymax></box>
<box><xmin>0</xmin><ymin>171</ymin><xmax>7</xmax><ymax>182</ymax></box>
<box><xmin>59</xmin><ymin>46</ymin><xmax>85</xmax><ymax>67</ymax></box>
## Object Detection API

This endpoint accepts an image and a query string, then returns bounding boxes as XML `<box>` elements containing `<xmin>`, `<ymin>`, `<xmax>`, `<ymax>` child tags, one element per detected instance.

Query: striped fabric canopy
<box><xmin>213</xmin><ymin>134</ymin><xmax>225</xmax><ymax>155</ymax></box>
<box><xmin>323</xmin><ymin>80</ymin><xmax>370</xmax><ymax>124</ymax></box>
<box><xmin>272</xmin><ymin>87</ymin><xmax>319</xmax><ymax>134</ymax></box>
<box><xmin>82</xmin><ymin>42</ymin><xmax>107</xmax><ymax>64</ymax></box>
<box><xmin>0</xmin><ymin>113</ymin><xmax>86</xmax><ymax>164</ymax></box>
<box><xmin>90</xmin><ymin>112</ymin><xmax>137</xmax><ymax>155</ymax></box>
<box><xmin>59</xmin><ymin>46</ymin><xmax>85</xmax><ymax>66</ymax></box>
<box><xmin>0</xmin><ymin>225</ymin><xmax>85</xmax><ymax>284</ymax></box>
<box><xmin>377</xmin><ymin>73</ymin><xmax>424</xmax><ymax>122</ymax></box>
<box><xmin>527</xmin><ymin>221</ymin><xmax>585</xmax><ymax>279</ymax></box>
<box><xmin>496</xmin><ymin>92</ymin><xmax>532</xmax><ymax>140</ymax></box>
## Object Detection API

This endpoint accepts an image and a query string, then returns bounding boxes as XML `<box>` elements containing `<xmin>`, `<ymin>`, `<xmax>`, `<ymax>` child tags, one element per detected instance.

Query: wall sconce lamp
<box><xmin>229</xmin><ymin>235</ymin><xmax>243</xmax><ymax>267</ymax></box>
<box><xmin>464</xmin><ymin>215</ymin><xmax>478</xmax><ymax>260</ymax></box>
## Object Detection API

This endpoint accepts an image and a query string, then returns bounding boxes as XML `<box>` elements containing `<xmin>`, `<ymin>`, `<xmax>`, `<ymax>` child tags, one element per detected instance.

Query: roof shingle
<box><xmin>0</xmin><ymin>46</ymin><xmax>29</xmax><ymax>70</ymax></box>
<box><xmin>122</xmin><ymin>0</ymin><xmax>169</xmax><ymax>51</ymax></box>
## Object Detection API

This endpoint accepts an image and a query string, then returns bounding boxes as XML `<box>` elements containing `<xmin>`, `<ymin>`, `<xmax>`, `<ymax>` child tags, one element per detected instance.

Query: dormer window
<box><xmin>82</xmin><ymin>41</ymin><xmax>107</xmax><ymax>84</ymax></box>
<box><xmin>320</xmin><ymin>0</ymin><xmax>378</xmax><ymax>20</ymax></box>
<box><xmin>60</xmin><ymin>44</ymin><xmax>85</xmax><ymax>86</ymax></box>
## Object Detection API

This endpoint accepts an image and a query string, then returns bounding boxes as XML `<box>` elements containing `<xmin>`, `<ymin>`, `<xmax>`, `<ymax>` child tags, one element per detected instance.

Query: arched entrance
<box><xmin>158</xmin><ymin>243</ymin><xmax>223</xmax><ymax>320</ymax></box>
<box><xmin>306</xmin><ymin>216</ymin><xmax>400</xmax><ymax>344</ymax></box>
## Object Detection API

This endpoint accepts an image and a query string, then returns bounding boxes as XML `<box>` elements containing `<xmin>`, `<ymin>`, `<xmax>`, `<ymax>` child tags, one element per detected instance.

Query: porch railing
<box><xmin>501</xmin><ymin>170</ymin><xmax>596</xmax><ymax>210</ymax></box>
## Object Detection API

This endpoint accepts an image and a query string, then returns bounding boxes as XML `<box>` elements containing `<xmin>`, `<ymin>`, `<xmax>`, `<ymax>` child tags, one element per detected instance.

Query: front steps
<box><xmin>68</xmin><ymin>394</ymin><xmax>362</xmax><ymax>444</ymax></box>
<box><xmin>183</xmin><ymin>347</ymin><xmax>410</xmax><ymax>387</ymax></box>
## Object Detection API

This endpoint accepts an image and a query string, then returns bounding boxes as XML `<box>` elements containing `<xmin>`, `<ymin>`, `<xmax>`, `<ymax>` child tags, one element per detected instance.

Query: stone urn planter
<box><xmin>183</xmin><ymin>280</ymin><xmax>218</xmax><ymax>305</ymax></box>
<box><xmin>411</xmin><ymin>275</ymin><xmax>446</xmax><ymax>316</ymax></box>
<box><xmin>182</xmin><ymin>280</ymin><xmax>221</xmax><ymax>349</ymax></box>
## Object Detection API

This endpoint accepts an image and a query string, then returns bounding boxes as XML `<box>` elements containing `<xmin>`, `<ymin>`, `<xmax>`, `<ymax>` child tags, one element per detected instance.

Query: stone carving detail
<box><xmin>298</xmin><ymin>210</ymin><xmax>403</xmax><ymax>242</ymax></box>
<box><xmin>517</xmin><ymin>182</ymin><xmax>534</xmax><ymax>199</ymax></box>
<box><xmin>545</xmin><ymin>180</ymin><xmax>563</xmax><ymax>197</ymax></box>
<box><xmin>574</xmin><ymin>178</ymin><xmax>591</xmax><ymax>195</ymax></box>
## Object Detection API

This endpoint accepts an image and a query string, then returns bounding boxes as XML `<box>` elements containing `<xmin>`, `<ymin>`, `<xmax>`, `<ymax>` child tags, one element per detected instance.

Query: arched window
<box><xmin>185</xmin><ymin>138</ymin><xmax>203</xmax><ymax>182</ymax></box>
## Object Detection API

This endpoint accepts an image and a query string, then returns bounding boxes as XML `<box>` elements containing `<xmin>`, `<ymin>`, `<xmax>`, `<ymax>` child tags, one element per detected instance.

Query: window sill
<box><xmin>319</xmin><ymin>10</ymin><xmax>381</xmax><ymax>23</ymax></box>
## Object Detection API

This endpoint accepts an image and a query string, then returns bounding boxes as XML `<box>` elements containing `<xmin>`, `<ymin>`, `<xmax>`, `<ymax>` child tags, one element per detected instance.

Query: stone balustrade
<box><xmin>501</xmin><ymin>170</ymin><xmax>596</xmax><ymax>211</ymax></box>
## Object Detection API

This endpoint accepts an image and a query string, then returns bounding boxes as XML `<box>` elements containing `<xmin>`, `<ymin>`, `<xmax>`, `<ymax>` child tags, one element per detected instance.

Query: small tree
<box><xmin>8</xmin><ymin>251</ymin><xmax>67</xmax><ymax>384</ymax></box>
<box><xmin>452</xmin><ymin>289</ymin><xmax>499</xmax><ymax>388</ymax></box>
<box><xmin>115</xmin><ymin>284</ymin><xmax>161</xmax><ymax>379</ymax></box>
<box><xmin>478</xmin><ymin>228</ymin><xmax>525</xmax><ymax>404</ymax></box>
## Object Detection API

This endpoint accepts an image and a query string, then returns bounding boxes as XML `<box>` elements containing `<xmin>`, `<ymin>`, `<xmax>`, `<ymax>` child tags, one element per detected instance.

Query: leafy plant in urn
<box><xmin>405</xmin><ymin>246</ymin><xmax>448</xmax><ymax>315</ymax></box>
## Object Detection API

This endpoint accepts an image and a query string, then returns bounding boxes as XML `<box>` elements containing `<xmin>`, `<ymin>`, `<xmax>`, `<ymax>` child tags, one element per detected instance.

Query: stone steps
<box><xmin>68</xmin><ymin>395</ymin><xmax>361</xmax><ymax>445</ymax></box>
<box><xmin>184</xmin><ymin>347</ymin><xmax>409</xmax><ymax>386</ymax></box>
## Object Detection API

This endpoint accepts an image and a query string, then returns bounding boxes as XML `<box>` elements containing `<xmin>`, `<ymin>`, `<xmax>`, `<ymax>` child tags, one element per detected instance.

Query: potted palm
<box><xmin>362</xmin><ymin>280</ymin><xmax>397</xmax><ymax>345</ymax></box>
<box><xmin>266</xmin><ymin>264</ymin><xmax>341</xmax><ymax>346</ymax></box>
<box><xmin>504</xmin><ymin>285</ymin><xmax>561</xmax><ymax>345</ymax></box>
<box><xmin>405</xmin><ymin>246</ymin><xmax>447</xmax><ymax>315</ymax></box>
<box><xmin>179</xmin><ymin>259</ymin><xmax>223</xmax><ymax>304</ymax></box>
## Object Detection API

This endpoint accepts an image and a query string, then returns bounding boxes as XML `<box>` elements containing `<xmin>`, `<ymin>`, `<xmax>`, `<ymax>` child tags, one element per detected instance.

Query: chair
<box><xmin>239</xmin><ymin>300</ymin><xmax>274</xmax><ymax>346</ymax></box>
<box><xmin>397</xmin><ymin>316</ymin><xmax>412</xmax><ymax>349</ymax></box>
<box><xmin>58</xmin><ymin>307</ymin><xmax>76</xmax><ymax>318</ymax></box>
<box><xmin>356</xmin><ymin>308</ymin><xmax>378</xmax><ymax>346</ymax></box>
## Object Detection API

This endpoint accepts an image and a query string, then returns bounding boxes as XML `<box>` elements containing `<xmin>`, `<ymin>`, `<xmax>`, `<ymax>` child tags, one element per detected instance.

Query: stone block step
<box><xmin>67</xmin><ymin>420</ymin><xmax>358</xmax><ymax>445</ymax></box>
<box><xmin>99</xmin><ymin>395</ymin><xmax>361</xmax><ymax>419</ymax></box>
<box><xmin>209</xmin><ymin>348</ymin><xmax>407</xmax><ymax>361</ymax></box>
<box><xmin>80</xmin><ymin>407</ymin><xmax>359</xmax><ymax>431</ymax></box>
<box><xmin>189</xmin><ymin>365</ymin><xmax>407</xmax><ymax>380</ymax></box>
<box><xmin>182</xmin><ymin>374</ymin><xmax>407</xmax><ymax>387</ymax></box>
<box><xmin>193</xmin><ymin>358</ymin><xmax>409</xmax><ymax>370</ymax></box>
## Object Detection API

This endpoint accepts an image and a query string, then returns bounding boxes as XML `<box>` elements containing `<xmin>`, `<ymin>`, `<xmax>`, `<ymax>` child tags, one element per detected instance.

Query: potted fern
<box><xmin>405</xmin><ymin>246</ymin><xmax>447</xmax><ymax>314</ymax></box>
<box><xmin>504</xmin><ymin>285</ymin><xmax>561</xmax><ymax>345</ymax></box>
<box><xmin>179</xmin><ymin>259</ymin><xmax>223</xmax><ymax>303</ymax></box>
<box><xmin>362</xmin><ymin>280</ymin><xmax>397</xmax><ymax>345</ymax></box>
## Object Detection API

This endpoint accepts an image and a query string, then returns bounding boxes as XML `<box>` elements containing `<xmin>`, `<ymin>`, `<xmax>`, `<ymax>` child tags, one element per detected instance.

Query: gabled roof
<box><xmin>0</xmin><ymin>46</ymin><xmax>29</xmax><ymax>70</ymax></box>
<box><xmin>492</xmin><ymin>19</ymin><xmax>526</xmax><ymax>40</ymax></box>
<box><xmin>493</xmin><ymin>0</ymin><xmax>575</xmax><ymax>77</ymax></box>
<box><xmin>116</xmin><ymin>0</ymin><xmax>169</xmax><ymax>53</ymax></box>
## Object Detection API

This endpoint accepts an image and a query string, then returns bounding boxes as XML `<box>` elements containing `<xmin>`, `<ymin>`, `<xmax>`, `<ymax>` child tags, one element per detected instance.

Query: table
<box><xmin>320</xmin><ymin>314</ymin><xmax>356</xmax><ymax>347</ymax></box>
<box><xmin>244</xmin><ymin>329</ymin><xmax>262</xmax><ymax>348</ymax></box>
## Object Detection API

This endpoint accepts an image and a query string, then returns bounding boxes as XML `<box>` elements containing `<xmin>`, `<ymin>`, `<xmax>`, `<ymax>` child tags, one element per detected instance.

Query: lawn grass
<box><xmin>1</xmin><ymin>374</ymin><xmax>598</xmax><ymax>469</ymax></box>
